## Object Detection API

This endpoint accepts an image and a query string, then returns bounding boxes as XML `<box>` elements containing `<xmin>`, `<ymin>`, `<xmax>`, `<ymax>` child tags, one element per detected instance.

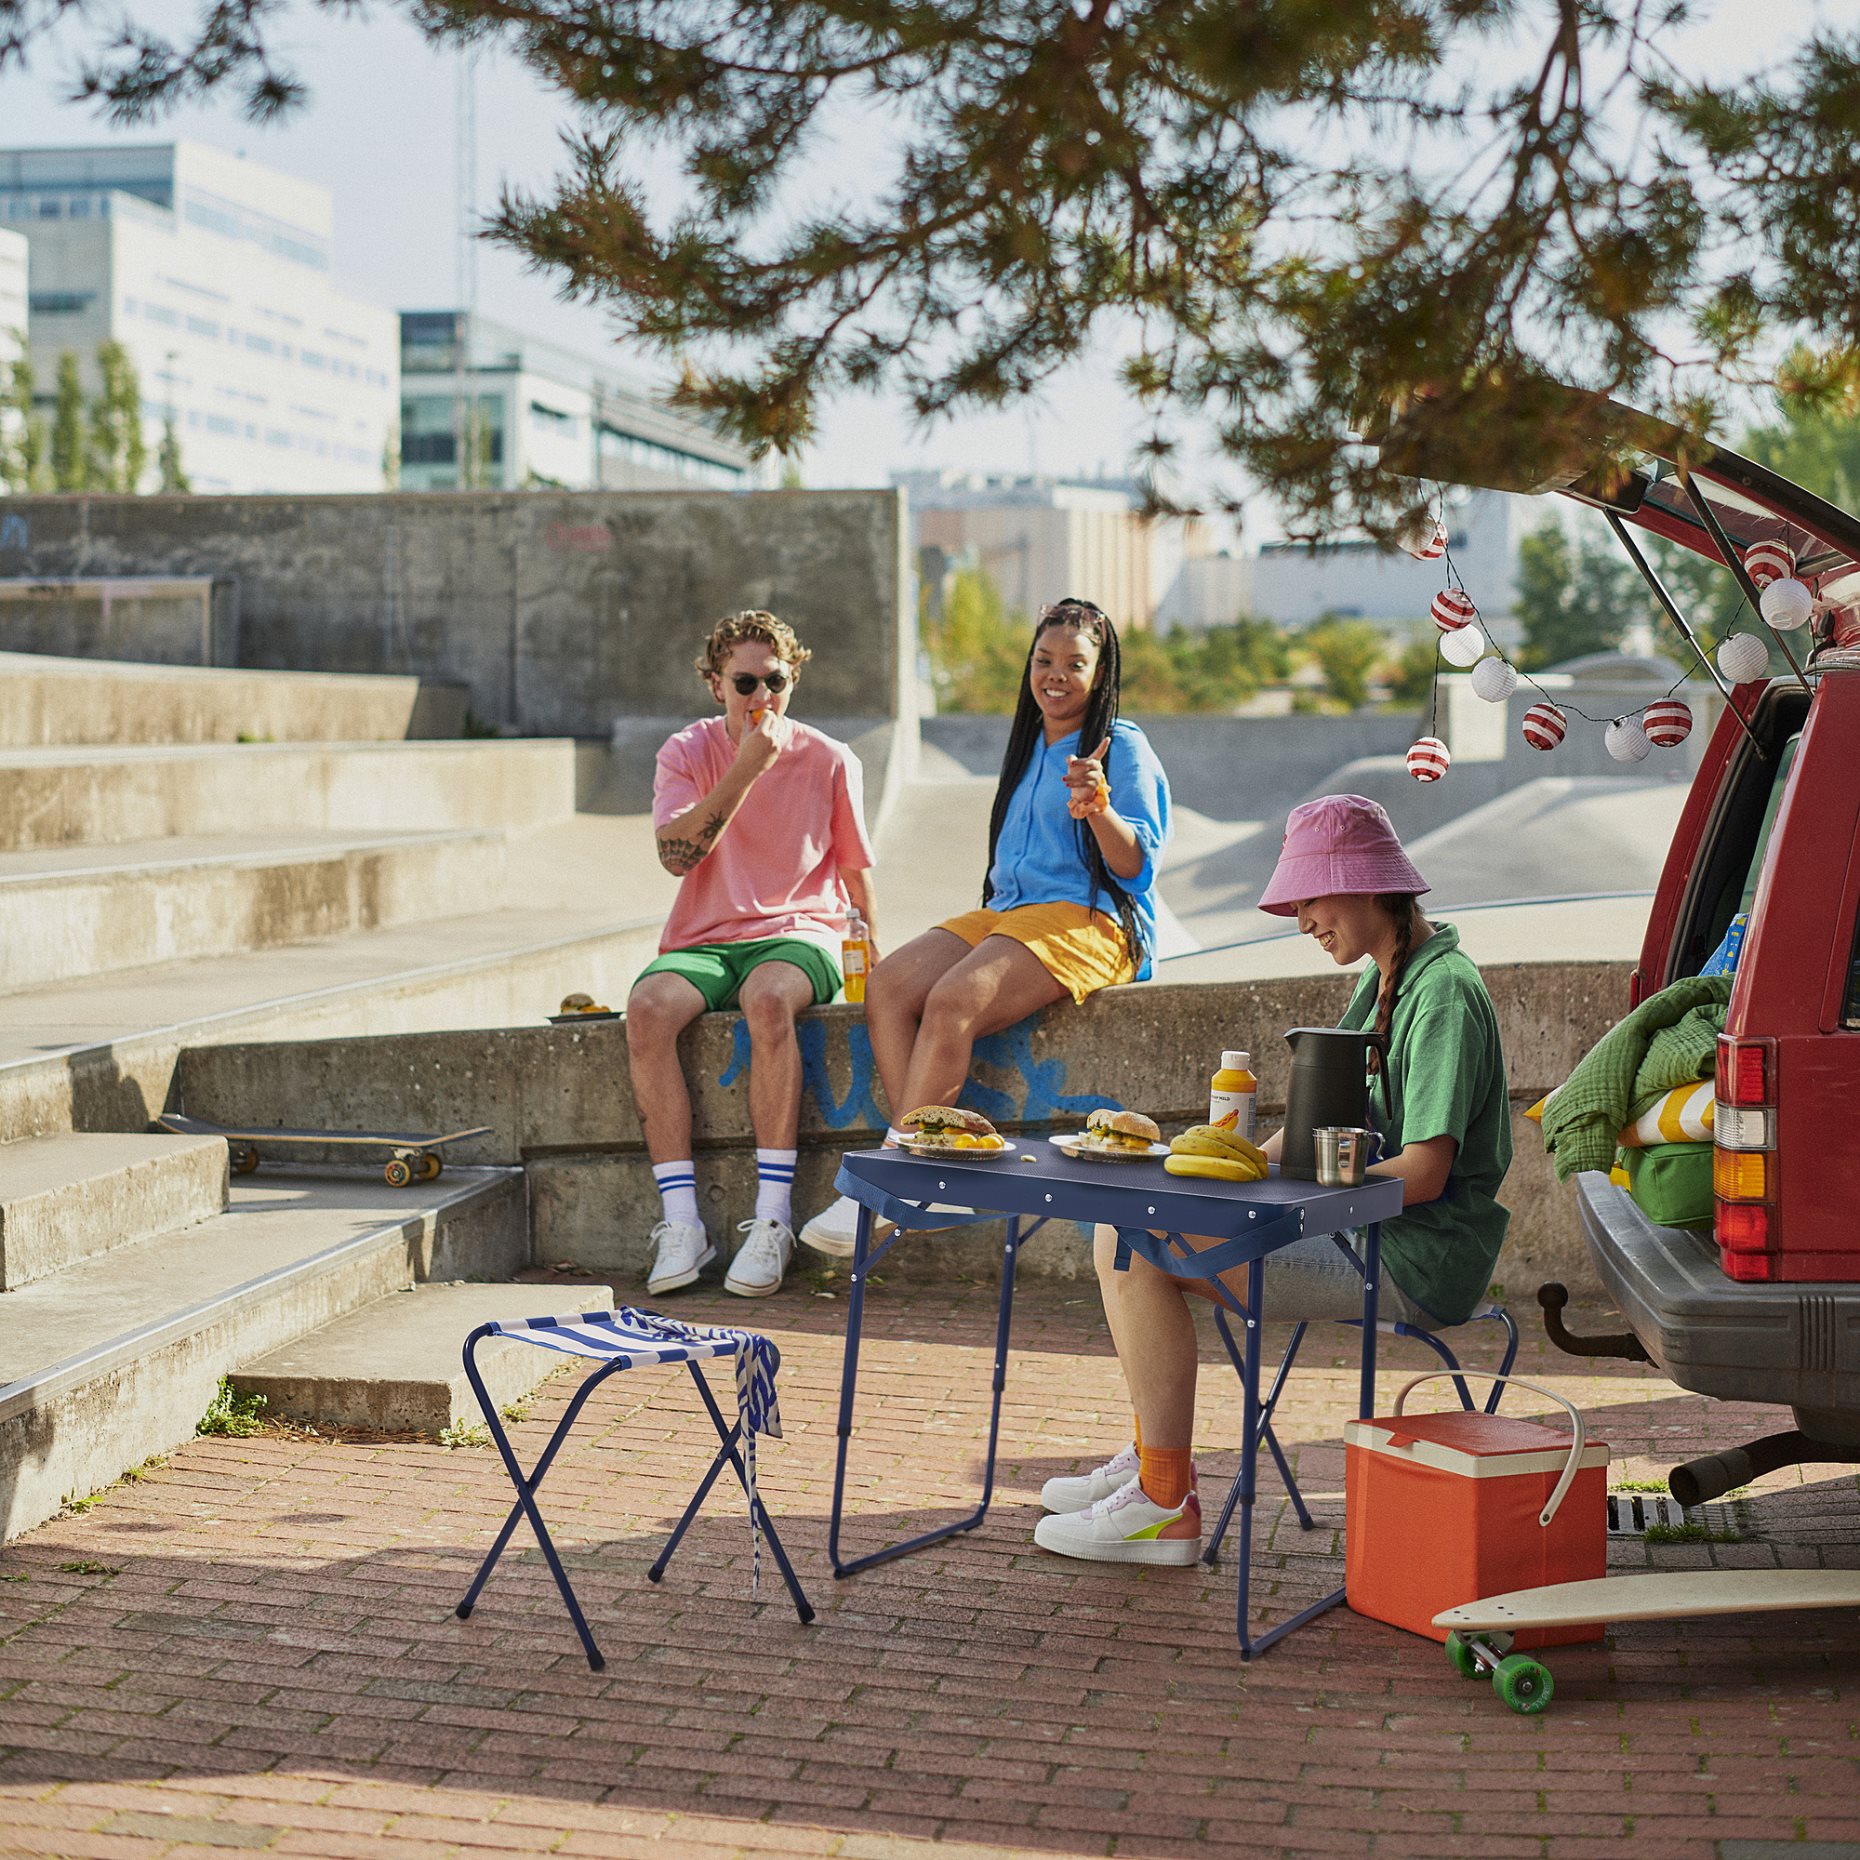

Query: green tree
<box><xmin>922</xmin><ymin>565</ymin><xmax>1025</xmax><ymax>714</ymax></box>
<box><xmin>1513</xmin><ymin>520</ymin><xmax>1648</xmax><ymax>671</ymax></box>
<box><xmin>87</xmin><ymin>340</ymin><xmax>147</xmax><ymax>492</ymax></box>
<box><xmin>1386</xmin><ymin>635</ymin><xmax>1440</xmax><ymax>710</ymax></box>
<box><xmin>157</xmin><ymin>414</ymin><xmax>191</xmax><ymax>493</ymax></box>
<box><xmin>1</xmin><ymin>342</ymin><xmax>48</xmax><ymax>492</ymax></box>
<box><xmin>30</xmin><ymin>5</ymin><xmax>1860</xmax><ymax>532</ymax></box>
<box><xmin>1301</xmin><ymin>617</ymin><xmax>1384</xmax><ymax>712</ymax></box>
<box><xmin>50</xmin><ymin>352</ymin><xmax>88</xmax><ymax>492</ymax></box>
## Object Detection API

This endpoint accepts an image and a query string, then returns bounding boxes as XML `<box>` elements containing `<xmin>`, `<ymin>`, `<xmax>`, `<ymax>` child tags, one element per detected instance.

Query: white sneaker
<box><xmin>1032</xmin><ymin>1475</ymin><xmax>1203</xmax><ymax>1566</ymax></box>
<box><xmin>1041</xmin><ymin>1442</ymin><xmax>1143</xmax><ymax>1513</ymax></box>
<box><xmin>799</xmin><ymin>1193</ymin><xmax>975</xmax><ymax>1258</ymax></box>
<box><xmin>645</xmin><ymin>1219</ymin><xmax>715</xmax><ymax>1294</ymax></box>
<box><xmin>725</xmin><ymin>1218</ymin><xmax>793</xmax><ymax>1297</ymax></box>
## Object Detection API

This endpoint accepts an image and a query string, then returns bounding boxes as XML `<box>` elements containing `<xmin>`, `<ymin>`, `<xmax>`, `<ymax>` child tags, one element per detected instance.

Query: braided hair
<box><xmin>982</xmin><ymin>598</ymin><xmax>1147</xmax><ymax>976</ymax></box>
<box><xmin>1368</xmin><ymin>893</ymin><xmax>1428</xmax><ymax>1117</ymax></box>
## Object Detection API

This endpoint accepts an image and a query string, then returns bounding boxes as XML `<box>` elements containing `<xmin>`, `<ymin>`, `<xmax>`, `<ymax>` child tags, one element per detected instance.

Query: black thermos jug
<box><xmin>1278</xmin><ymin>1027</ymin><xmax>1387</xmax><ymax>1179</ymax></box>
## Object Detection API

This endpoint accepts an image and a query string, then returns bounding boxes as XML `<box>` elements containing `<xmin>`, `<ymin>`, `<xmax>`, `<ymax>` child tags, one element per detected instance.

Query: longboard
<box><xmin>157</xmin><ymin>1113</ymin><xmax>492</xmax><ymax>1188</ymax></box>
<box><xmin>1434</xmin><ymin>1569</ymin><xmax>1860</xmax><ymax>1714</ymax></box>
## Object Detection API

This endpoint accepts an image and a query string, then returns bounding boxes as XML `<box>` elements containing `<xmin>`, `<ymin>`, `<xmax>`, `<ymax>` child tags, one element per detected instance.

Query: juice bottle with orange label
<box><xmin>1209</xmin><ymin>1050</ymin><xmax>1257</xmax><ymax>1144</ymax></box>
<box><xmin>841</xmin><ymin>910</ymin><xmax>872</xmax><ymax>1004</ymax></box>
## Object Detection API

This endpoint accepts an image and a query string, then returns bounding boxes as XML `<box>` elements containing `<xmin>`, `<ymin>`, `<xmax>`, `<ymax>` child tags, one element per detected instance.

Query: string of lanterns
<box><xmin>1397</xmin><ymin>514</ymin><xmax>1812</xmax><ymax>784</ymax></box>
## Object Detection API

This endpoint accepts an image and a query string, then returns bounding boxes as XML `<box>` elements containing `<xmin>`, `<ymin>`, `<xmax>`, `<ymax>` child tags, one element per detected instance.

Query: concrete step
<box><xmin>0</xmin><ymin>1167</ymin><xmax>525</xmax><ymax>1542</ymax></box>
<box><xmin>0</xmin><ymin>902</ymin><xmax>665</xmax><ymax>1144</ymax></box>
<box><xmin>0</xmin><ymin>738</ymin><xmax>576</xmax><ymax>851</ymax></box>
<box><xmin>0</xmin><ymin>650</ymin><xmax>468</xmax><ymax>747</ymax></box>
<box><xmin>0</xmin><ymin>829</ymin><xmax>508</xmax><ymax>990</ymax></box>
<box><xmin>0</xmin><ymin>1131</ymin><xmax>228</xmax><ymax>1290</ymax></box>
<box><xmin>234</xmin><ymin>1280</ymin><xmax>618</xmax><ymax>1434</ymax></box>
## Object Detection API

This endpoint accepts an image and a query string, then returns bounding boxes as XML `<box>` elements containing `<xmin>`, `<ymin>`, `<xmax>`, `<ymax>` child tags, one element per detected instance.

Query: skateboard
<box><xmin>1434</xmin><ymin>1569</ymin><xmax>1860</xmax><ymax>1714</ymax></box>
<box><xmin>157</xmin><ymin>1113</ymin><xmax>493</xmax><ymax>1188</ymax></box>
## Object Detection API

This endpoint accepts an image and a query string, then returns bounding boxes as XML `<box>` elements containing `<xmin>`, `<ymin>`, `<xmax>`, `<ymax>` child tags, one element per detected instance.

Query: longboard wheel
<box><xmin>230</xmin><ymin>1145</ymin><xmax>260</xmax><ymax>1176</ymax></box>
<box><xmin>1445</xmin><ymin>1631</ymin><xmax>1482</xmax><ymax>1680</ymax></box>
<box><xmin>417</xmin><ymin>1152</ymin><xmax>442</xmax><ymax>1182</ymax></box>
<box><xmin>384</xmin><ymin>1157</ymin><xmax>414</xmax><ymax>1188</ymax></box>
<box><xmin>1493</xmin><ymin>1653</ymin><xmax>1553</xmax><ymax>1715</ymax></box>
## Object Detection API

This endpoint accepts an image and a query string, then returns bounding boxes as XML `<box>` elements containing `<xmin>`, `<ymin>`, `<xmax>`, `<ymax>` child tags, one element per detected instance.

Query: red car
<box><xmin>1418</xmin><ymin>414</ymin><xmax>1860</xmax><ymax>1506</ymax></box>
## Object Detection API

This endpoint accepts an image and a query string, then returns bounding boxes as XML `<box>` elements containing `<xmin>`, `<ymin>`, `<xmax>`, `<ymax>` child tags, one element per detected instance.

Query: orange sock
<box><xmin>1132</xmin><ymin>1412</ymin><xmax>1143</xmax><ymax>1454</ymax></box>
<box><xmin>1138</xmin><ymin>1445</ymin><xmax>1193</xmax><ymax>1508</ymax></box>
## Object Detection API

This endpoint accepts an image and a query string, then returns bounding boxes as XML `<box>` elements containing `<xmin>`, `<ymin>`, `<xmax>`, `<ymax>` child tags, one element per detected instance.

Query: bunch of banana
<box><xmin>1164</xmin><ymin>1124</ymin><xmax>1269</xmax><ymax>1183</ymax></box>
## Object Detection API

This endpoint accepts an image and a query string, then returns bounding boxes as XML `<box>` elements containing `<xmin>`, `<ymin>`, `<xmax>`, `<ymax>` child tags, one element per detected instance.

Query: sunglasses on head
<box><xmin>1041</xmin><ymin>595</ymin><xmax>1107</xmax><ymax>621</ymax></box>
<box><xmin>730</xmin><ymin>671</ymin><xmax>790</xmax><ymax>695</ymax></box>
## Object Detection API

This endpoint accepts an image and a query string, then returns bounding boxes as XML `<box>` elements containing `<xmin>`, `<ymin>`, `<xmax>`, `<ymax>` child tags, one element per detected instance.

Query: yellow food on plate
<box><xmin>1075</xmin><ymin>1107</ymin><xmax>1162</xmax><ymax>1153</ymax></box>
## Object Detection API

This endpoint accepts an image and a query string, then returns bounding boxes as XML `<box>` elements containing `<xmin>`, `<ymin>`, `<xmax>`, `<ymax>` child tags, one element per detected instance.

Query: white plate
<box><xmin>1048</xmin><ymin>1132</ymin><xmax>1171</xmax><ymax>1162</ymax></box>
<box><xmin>900</xmin><ymin>1137</ymin><xmax>1018</xmax><ymax>1161</ymax></box>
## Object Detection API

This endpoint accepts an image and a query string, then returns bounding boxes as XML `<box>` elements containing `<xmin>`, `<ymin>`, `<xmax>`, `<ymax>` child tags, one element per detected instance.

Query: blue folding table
<box><xmin>828</xmin><ymin>1142</ymin><xmax>1404</xmax><ymax>1659</ymax></box>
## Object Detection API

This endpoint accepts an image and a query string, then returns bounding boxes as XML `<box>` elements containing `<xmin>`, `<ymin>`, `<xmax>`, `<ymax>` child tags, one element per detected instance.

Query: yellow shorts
<box><xmin>938</xmin><ymin>902</ymin><xmax>1135</xmax><ymax>1005</ymax></box>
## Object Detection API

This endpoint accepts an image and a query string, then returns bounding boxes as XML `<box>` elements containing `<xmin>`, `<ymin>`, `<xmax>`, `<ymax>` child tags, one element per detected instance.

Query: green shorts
<box><xmin>635</xmin><ymin>935</ymin><xmax>841</xmax><ymax>1014</ymax></box>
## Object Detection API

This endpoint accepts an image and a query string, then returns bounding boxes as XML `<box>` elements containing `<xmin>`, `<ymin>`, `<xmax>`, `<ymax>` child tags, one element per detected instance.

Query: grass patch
<box><xmin>1612</xmin><ymin>1478</ymin><xmax>1669</xmax><ymax>1494</ymax></box>
<box><xmin>197</xmin><ymin>1378</ymin><xmax>268</xmax><ymax>1439</ymax></box>
<box><xmin>438</xmin><ymin>1420</ymin><xmax>492</xmax><ymax>1450</ymax></box>
<box><xmin>1644</xmin><ymin>1521</ymin><xmax>1745</xmax><ymax>1545</ymax></box>
<box><xmin>119</xmin><ymin>1455</ymin><xmax>168</xmax><ymax>1484</ymax></box>
<box><xmin>58</xmin><ymin>1561</ymin><xmax>120</xmax><ymax>1577</ymax></box>
<box><xmin>0</xmin><ymin>1572</ymin><xmax>27</xmax><ymax>1584</ymax></box>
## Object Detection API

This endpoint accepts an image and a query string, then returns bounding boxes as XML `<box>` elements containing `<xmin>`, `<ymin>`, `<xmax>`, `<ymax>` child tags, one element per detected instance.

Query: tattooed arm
<box><xmin>654</xmin><ymin>716</ymin><xmax>786</xmax><ymax>875</ymax></box>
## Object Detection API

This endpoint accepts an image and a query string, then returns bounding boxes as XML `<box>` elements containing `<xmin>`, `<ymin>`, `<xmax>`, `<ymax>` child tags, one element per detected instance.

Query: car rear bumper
<box><xmin>1575</xmin><ymin>1172</ymin><xmax>1860</xmax><ymax>1419</ymax></box>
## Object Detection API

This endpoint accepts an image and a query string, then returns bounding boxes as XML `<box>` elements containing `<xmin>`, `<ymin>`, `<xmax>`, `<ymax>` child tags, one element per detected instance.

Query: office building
<box><xmin>900</xmin><ymin>469</ymin><xmax>1166</xmax><ymax>627</ymax></box>
<box><xmin>0</xmin><ymin>142</ymin><xmax>399</xmax><ymax>494</ymax></box>
<box><xmin>0</xmin><ymin>227</ymin><xmax>25</xmax><ymax>468</ymax></box>
<box><xmin>398</xmin><ymin>311</ymin><xmax>754</xmax><ymax>492</ymax></box>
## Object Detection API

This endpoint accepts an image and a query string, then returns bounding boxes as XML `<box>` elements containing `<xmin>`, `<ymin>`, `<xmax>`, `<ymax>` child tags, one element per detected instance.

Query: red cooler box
<box><xmin>1344</xmin><ymin>1372</ymin><xmax>1608</xmax><ymax>1647</ymax></box>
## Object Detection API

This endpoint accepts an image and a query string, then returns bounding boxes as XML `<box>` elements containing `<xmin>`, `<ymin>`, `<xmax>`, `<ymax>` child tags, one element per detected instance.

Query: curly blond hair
<box><xmin>694</xmin><ymin>610</ymin><xmax>814</xmax><ymax>682</ymax></box>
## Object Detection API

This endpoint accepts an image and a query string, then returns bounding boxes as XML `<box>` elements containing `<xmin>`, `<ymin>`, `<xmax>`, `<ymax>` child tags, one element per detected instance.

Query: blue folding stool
<box><xmin>1200</xmin><ymin>1232</ymin><xmax>1519</xmax><ymax>1564</ymax></box>
<box><xmin>454</xmin><ymin>1307</ymin><xmax>814</xmax><ymax>1670</ymax></box>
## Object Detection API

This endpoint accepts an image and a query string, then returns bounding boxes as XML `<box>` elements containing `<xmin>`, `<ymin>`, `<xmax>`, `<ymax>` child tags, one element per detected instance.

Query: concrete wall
<box><xmin>175</xmin><ymin>958</ymin><xmax>1635</xmax><ymax>1301</ymax></box>
<box><xmin>0</xmin><ymin>488</ymin><xmax>911</xmax><ymax>738</ymax></box>
<box><xmin>0</xmin><ymin>577</ymin><xmax>235</xmax><ymax>665</ymax></box>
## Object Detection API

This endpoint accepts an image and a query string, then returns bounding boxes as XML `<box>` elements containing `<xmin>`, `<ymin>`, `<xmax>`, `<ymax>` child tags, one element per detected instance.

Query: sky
<box><xmin>0</xmin><ymin>0</ymin><xmax>1842</xmax><ymax>520</ymax></box>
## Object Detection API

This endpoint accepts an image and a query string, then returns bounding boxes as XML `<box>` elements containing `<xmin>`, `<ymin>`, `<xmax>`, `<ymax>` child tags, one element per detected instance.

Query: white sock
<box><xmin>653</xmin><ymin>1160</ymin><xmax>700</xmax><ymax>1227</ymax></box>
<box><xmin>755</xmin><ymin>1148</ymin><xmax>797</xmax><ymax>1227</ymax></box>
<box><xmin>883</xmin><ymin>1125</ymin><xmax>910</xmax><ymax>1147</ymax></box>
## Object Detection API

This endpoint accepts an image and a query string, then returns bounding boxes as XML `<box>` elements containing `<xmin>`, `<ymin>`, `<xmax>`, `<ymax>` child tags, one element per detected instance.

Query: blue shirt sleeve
<box><xmin>1106</xmin><ymin>722</ymin><xmax>1169</xmax><ymax>896</ymax></box>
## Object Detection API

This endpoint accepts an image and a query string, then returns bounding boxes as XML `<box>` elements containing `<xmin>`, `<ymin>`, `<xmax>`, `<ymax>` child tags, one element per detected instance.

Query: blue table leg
<box><xmin>1234</xmin><ymin>1253</ymin><xmax>1264</xmax><ymax>1659</ymax></box>
<box><xmin>1204</xmin><ymin>1315</ymin><xmax>1312</xmax><ymax>1564</ymax></box>
<box><xmin>1359</xmin><ymin>1221</ymin><xmax>1381</xmax><ymax>1418</ymax></box>
<box><xmin>828</xmin><ymin>1210</ymin><xmax>1024</xmax><ymax>1577</ymax></box>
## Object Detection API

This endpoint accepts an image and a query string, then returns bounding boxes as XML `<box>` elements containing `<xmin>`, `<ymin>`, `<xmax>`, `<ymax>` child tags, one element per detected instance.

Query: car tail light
<box><xmin>1713</xmin><ymin>1148</ymin><xmax>1769</xmax><ymax>1201</ymax></box>
<box><xmin>1716</xmin><ymin>1202</ymin><xmax>1770</xmax><ymax>1253</ymax></box>
<box><xmin>1714</xmin><ymin>1105</ymin><xmax>1773</xmax><ymax>1150</ymax></box>
<box><xmin>1717</xmin><ymin>1036</ymin><xmax>1773</xmax><ymax>1107</ymax></box>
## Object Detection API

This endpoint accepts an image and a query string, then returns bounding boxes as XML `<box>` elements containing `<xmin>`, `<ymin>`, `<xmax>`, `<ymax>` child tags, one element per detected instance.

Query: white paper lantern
<box><xmin>1717</xmin><ymin>632</ymin><xmax>1769</xmax><ymax>684</ymax></box>
<box><xmin>1469</xmin><ymin>656</ymin><xmax>1518</xmax><ymax>702</ymax></box>
<box><xmin>1406</xmin><ymin>736</ymin><xmax>1451</xmax><ymax>782</ymax></box>
<box><xmin>1605</xmin><ymin>716</ymin><xmax>1652</xmax><ymax>763</ymax></box>
<box><xmin>1439</xmin><ymin>623</ymin><xmax>1487</xmax><ymax>667</ymax></box>
<box><xmin>1759</xmin><ymin>576</ymin><xmax>1815</xmax><ymax>632</ymax></box>
<box><xmin>1642</xmin><ymin>699</ymin><xmax>1693</xmax><ymax>747</ymax></box>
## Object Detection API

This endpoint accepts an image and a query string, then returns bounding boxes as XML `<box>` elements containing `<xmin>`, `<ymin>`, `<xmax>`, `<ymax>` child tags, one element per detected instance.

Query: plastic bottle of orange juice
<box><xmin>841</xmin><ymin>910</ymin><xmax>872</xmax><ymax>1004</ymax></box>
<box><xmin>1209</xmin><ymin>1050</ymin><xmax>1257</xmax><ymax>1144</ymax></box>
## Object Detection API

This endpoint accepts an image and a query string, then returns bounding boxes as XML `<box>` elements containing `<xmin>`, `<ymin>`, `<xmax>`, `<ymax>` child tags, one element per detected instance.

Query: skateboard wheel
<box><xmin>384</xmin><ymin>1158</ymin><xmax>414</xmax><ymax>1188</ymax></box>
<box><xmin>1445</xmin><ymin>1632</ymin><xmax>1482</xmax><ymax>1681</ymax></box>
<box><xmin>1493</xmin><ymin>1653</ymin><xmax>1553</xmax><ymax>1715</ymax></box>
<box><xmin>417</xmin><ymin>1152</ymin><xmax>442</xmax><ymax>1182</ymax></box>
<box><xmin>230</xmin><ymin>1145</ymin><xmax>260</xmax><ymax>1176</ymax></box>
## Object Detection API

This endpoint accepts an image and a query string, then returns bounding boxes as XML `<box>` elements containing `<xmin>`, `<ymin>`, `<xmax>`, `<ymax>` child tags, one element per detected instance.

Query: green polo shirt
<box><xmin>1338</xmin><ymin>923</ymin><xmax>1513</xmax><ymax>1325</ymax></box>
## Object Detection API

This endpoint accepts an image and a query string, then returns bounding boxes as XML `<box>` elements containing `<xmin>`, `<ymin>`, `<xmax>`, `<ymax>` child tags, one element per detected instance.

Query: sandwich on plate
<box><xmin>1074</xmin><ymin>1107</ymin><xmax>1162</xmax><ymax>1155</ymax></box>
<box><xmin>900</xmin><ymin>1105</ymin><xmax>1007</xmax><ymax>1154</ymax></box>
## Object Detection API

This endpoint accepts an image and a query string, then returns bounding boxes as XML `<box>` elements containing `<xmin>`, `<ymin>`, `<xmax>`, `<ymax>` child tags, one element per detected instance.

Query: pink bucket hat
<box><xmin>1257</xmin><ymin>794</ymin><xmax>1430</xmax><ymax>917</ymax></box>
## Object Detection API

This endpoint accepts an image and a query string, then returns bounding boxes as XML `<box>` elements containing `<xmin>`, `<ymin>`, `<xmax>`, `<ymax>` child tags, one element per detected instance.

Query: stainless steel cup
<box><xmin>1314</xmin><ymin>1125</ymin><xmax>1379</xmax><ymax>1187</ymax></box>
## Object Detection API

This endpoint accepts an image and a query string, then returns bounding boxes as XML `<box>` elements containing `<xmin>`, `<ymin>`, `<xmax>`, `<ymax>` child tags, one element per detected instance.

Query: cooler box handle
<box><xmin>1390</xmin><ymin>1371</ymin><xmax>1589</xmax><ymax>1529</ymax></box>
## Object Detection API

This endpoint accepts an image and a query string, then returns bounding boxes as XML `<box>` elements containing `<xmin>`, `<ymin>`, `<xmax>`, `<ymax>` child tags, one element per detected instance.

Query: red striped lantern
<box><xmin>1742</xmin><ymin>540</ymin><xmax>1795</xmax><ymax>589</ymax></box>
<box><xmin>1430</xmin><ymin>587</ymin><xmax>1478</xmax><ymax>632</ymax></box>
<box><xmin>1405</xmin><ymin>520</ymin><xmax>1448</xmax><ymax>561</ymax></box>
<box><xmin>1642</xmin><ymin>699</ymin><xmax>1693</xmax><ymax>747</ymax></box>
<box><xmin>1406</xmin><ymin>735</ymin><xmax>1451</xmax><ymax>782</ymax></box>
<box><xmin>1521</xmin><ymin>701</ymin><xmax>1567</xmax><ymax>751</ymax></box>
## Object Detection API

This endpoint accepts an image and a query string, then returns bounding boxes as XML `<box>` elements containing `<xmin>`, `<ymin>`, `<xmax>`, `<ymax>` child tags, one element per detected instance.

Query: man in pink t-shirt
<box><xmin>628</xmin><ymin>609</ymin><xmax>878</xmax><ymax>1299</ymax></box>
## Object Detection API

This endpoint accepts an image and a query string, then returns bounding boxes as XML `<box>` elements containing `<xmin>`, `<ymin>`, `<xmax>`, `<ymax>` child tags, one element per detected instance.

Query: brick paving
<box><xmin>1</xmin><ymin>1272</ymin><xmax>1856</xmax><ymax>1858</ymax></box>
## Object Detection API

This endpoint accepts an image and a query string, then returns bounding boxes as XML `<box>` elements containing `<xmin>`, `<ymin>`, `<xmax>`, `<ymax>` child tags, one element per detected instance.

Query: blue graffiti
<box><xmin>719</xmin><ymin>1017</ymin><xmax>888</xmax><ymax>1129</ymax></box>
<box><xmin>717</xmin><ymin>1010</ymin><xmax>1118</xmax><ymax>1128</ymax></box>
<box><xmin>0</xmin><ymin>514</ymin><xmax>27</xmax><ymax>552</ymax></box>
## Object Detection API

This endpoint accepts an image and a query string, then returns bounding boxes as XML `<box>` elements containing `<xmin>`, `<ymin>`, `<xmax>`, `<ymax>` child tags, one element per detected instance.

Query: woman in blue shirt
<box><xmin>801</xmin><ymin>596</ymin><xmax>1171</xmax><ymax>1256</ymax></box>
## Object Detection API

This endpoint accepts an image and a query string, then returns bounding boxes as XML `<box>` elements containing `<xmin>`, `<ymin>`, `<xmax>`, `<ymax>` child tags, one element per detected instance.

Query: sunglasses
<box><xmin>730</xmin><ymin>671</ymin><xmax>790</xmax><ymax>695</ymax></box>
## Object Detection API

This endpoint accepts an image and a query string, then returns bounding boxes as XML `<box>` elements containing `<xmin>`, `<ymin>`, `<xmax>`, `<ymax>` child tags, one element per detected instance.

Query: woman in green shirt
<box><xmin>1035</xmin><ymin>793</ymin><xmax>1512</xmax><ymax>1566</ymax></box>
